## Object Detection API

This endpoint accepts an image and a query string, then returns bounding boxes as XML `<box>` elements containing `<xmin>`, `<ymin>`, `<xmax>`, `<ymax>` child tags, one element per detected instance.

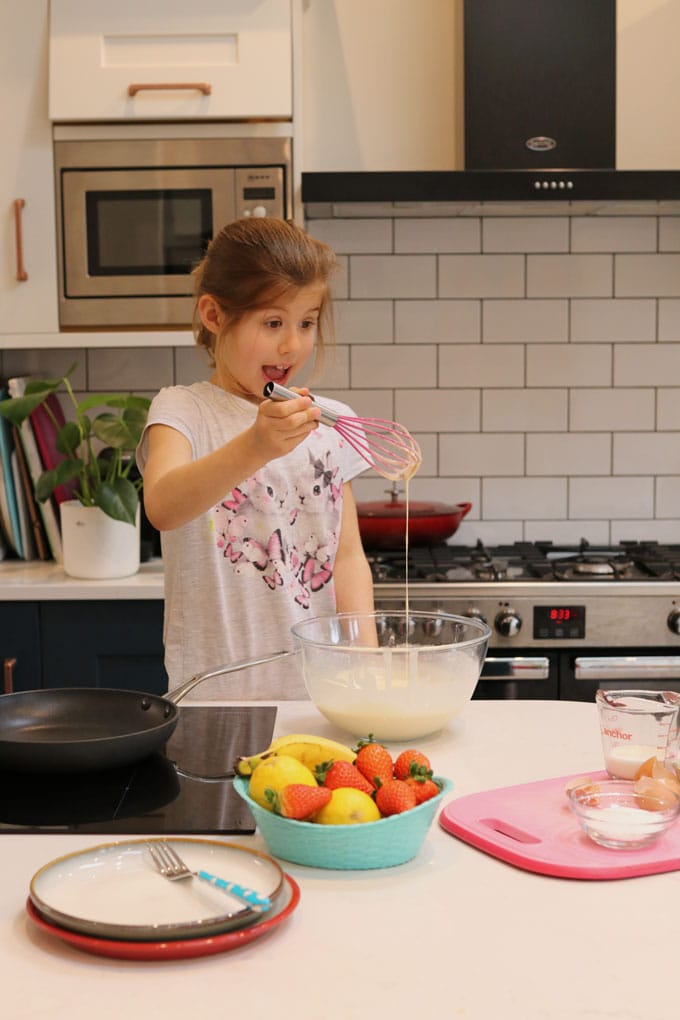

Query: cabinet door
<box><xmin>41</xmin><ymin>601</ymin><xmax>168</xmax><ymax>695</ymax></box>
<box><xmin>49</xmin><ymin>0</ymin><xmax>293</xmax><ymax>121</ymax></box>
<box><xmin>0</xmin><ymin>2</ymin><xmax>59</xmax><ymax>333</ymax></box>
<box><xmin>0</xmin><ymin>603</ymin><xmax>42</xmax><ymax>692</ymax></box>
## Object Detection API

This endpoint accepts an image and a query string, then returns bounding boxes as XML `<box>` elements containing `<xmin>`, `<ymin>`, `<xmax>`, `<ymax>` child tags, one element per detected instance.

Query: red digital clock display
<box><xmin>534</xmin><ymin>606</ymin><xmax>586</xmax><ymax>639</ymax></box>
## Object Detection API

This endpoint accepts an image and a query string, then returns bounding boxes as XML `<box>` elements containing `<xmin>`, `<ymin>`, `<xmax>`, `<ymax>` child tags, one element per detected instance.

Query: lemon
<box><xmin>248</xmin><ymin>754</ymin><xmax>317</xmax><ymax>811</ymax></box>
<box><xmin>314</xmin><ymin>788</ymin><xmax>381</xmax><ymax>825</ymax></box>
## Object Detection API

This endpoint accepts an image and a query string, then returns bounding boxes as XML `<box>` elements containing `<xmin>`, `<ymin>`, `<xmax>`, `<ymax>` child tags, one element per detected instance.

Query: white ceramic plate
<box><xmin>29</xmin><ymin>838</ymin><xmax>285</xmax><ymax>941</ymax></box>
<box><xmin>26</xmin><ymin>875</ymin><xmax>301</xmax><ymax>962</ymax></box>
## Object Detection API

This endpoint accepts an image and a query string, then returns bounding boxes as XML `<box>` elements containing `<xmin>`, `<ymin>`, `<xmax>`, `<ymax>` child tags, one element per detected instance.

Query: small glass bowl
<box><xmin>567</xmin><ymin>779</ymin><xmax>680</xmax><ymax>850</ymax></box>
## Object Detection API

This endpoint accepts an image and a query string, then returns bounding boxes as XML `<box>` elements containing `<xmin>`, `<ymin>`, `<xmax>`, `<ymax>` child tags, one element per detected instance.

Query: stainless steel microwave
<box><xmin>54</xmin><ymin>136</ymin><xmax>292</xmax><ymax>329</ymax></box>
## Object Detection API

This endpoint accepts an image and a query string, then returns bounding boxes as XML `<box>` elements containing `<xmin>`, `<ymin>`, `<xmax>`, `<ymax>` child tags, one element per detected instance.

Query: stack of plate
<box><xmin>26</xmin><ymin>837</ymin><xmax>301</xmax><ymax>961</ymax></box>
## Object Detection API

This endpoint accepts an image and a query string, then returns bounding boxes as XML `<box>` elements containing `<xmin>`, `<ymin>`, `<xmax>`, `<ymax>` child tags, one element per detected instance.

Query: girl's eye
<box><xmin>301</xmin><ymin>319</ymin><xmax>318</xmax><ymax>330</ymax></box>
<box><xmin>265</xmin><ymin>318</ymin><xmax>282</xmax><ymax>329</ymax></box>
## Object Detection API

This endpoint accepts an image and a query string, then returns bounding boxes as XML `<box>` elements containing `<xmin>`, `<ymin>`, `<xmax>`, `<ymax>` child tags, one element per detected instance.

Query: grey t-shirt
<box><xmin>137</xmin><ymin>382</ymin><xmax>368</xmax><ymax>699</ymax></box>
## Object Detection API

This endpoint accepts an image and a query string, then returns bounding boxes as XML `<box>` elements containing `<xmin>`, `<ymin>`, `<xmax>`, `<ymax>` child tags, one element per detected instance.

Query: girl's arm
<box><xmin>332</xmin><ymin>482</ymin><xmax>375</xmax><ymax>617</ymax></box>
<box><xmin>142</xmin><ymin>393</ymin><xmax>320</xmax><ymax>531</ymax></box>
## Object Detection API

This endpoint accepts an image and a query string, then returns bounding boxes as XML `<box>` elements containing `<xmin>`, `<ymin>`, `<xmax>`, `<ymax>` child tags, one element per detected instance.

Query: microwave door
<box><xmin>60</xmin><ymin>167</ymin><xmax>236</xmax><ymax>299</ymax></box>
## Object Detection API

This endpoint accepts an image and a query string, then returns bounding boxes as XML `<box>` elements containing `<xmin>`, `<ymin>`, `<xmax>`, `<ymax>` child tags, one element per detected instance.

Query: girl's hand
<box><xmin>254</xmin><ymin>387</ymin><xmax>321</xmax><ymax>458</ymax></box>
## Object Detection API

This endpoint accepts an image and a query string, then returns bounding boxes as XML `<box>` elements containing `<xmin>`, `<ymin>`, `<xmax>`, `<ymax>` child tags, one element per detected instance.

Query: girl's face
<box><xmin>202</xmin><ymin>284</ymin><xmax>325</xmax><ymax>400</ymax></box>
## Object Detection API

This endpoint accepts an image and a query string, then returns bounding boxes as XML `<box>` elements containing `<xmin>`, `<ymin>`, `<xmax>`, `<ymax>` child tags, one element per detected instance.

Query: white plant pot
<box><xmin>60</xmin><ymin>500</ymin><xmax>140</xmax><ymax>580</ymax></box>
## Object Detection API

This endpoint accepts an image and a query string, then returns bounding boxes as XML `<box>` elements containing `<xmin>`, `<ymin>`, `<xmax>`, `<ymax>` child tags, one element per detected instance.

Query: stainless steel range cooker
<box><xmin>369</xmin><ymin>540</ymin><xmax>680</xmax><ymax>701</ymax></box>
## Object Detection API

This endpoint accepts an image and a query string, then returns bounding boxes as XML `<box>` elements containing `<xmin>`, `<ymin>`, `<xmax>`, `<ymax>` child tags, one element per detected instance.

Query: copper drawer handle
<box><xmin>13</xmin><ymin>199</ymin><xmax>28</xmax><ymax>282</ymax></box>
<box><xmin>3</xmin><ymin>658</ymin><xmax>16</xmax><ymax>694</ymax></box>
<box><xmin>127</xmin><ymin>82</ymin><xmax>212</xmax><ymax>97</ymax></box>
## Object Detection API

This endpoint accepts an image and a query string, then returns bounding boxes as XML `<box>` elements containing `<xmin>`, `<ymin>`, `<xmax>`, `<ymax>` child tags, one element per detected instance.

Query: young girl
<box><xmin>137</xmin><ymin>218</ymin><xmax>375</xmax><ymax>698</ymax></box>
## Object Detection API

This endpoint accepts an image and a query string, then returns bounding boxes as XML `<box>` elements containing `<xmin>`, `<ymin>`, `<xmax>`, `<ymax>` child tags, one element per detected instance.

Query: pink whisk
<box><xmin>263</xmin><ymin>382</ymin><xmax>422</xmax><ymax>481</ymax></box>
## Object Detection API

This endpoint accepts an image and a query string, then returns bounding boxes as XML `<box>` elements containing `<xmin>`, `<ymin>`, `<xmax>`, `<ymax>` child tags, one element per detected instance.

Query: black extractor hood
<box><xmin>302</xmin><ymin>0</ymin><xmax>680</xmax><ymax>205</ymax></box>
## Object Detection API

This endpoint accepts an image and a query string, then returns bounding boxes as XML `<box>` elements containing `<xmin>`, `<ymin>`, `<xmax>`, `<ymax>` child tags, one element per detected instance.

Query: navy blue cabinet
<box><xmin>0</xmin><ymin>602</ymin><xmax>41</xmax><ymax>691</ymax></box>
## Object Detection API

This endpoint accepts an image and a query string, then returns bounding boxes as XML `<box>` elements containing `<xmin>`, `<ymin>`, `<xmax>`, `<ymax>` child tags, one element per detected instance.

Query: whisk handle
<box><xmin>263</xmin><ymin>381</ymin><xmax>338</xmax><ymax>427</ymax></box>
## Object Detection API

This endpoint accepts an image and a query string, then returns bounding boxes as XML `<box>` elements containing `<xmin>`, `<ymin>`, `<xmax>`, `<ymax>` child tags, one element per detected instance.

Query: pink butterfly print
<box><xmin>264</xmin><ymin>569</ymin><xmax>283</xmax><ymax>590</ymax></box>
<box><xmin>222</xmin><ymin>487</ymin><xmax>247</xmax><ymax>512</ymax></box>
<box><xmin>223</xmin><ymin>541</ymin><xmax>243</xmax><ymax>564</ymax></box>
<box><xmin>300</xmin><ymin>555</ymin><xmax>333</xmax><ymax>592</ymax></box>
<box><xmin>242</xmin><ymin>529</ymin><xmax>285</xmax><ymax>573</ymax></box>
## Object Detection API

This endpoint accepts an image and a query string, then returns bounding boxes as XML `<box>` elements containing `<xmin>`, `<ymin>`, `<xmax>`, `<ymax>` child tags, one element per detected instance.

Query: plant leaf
<box><xmin>95</xmin><ymin>477</ymin><xmax>139</xmax><ymax>525</ymax></box>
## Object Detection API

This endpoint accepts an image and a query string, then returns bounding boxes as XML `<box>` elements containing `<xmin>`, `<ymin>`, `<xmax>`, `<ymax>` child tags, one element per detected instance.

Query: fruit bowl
<box><xmin>290</xmin><ymin>611</ymin><xmax>490</xmax><ymax>741</ymax></box>
<box><xmin>233</xmin><ymin>775</ymin><xmax>453</xmax><ymax>869</ymax></box>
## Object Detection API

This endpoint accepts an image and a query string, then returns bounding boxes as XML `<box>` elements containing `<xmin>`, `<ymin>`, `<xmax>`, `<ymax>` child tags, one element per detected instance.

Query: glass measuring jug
<box><xmin>596</xmin><ymin>689</ymin><xmax>680</xmax><ymax>780</ymax></box>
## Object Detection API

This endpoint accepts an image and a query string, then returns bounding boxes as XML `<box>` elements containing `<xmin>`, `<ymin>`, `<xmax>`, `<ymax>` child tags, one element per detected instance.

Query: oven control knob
<box><xmin>495</xmin><ymin>609</ymin><xmax>522</xmax><ymax>637</ymax></box>
<box><xmin>464</xmin><ymin>608</ymin><xmax>487</xmax><ymax>624</ymax></box>
<box><xmin>668</xmin><ymin>608</ymin><xmax>680</xmax><ymax>635</ymax></box>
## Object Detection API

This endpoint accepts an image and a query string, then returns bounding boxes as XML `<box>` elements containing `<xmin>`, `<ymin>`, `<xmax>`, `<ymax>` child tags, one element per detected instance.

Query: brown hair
<box><xmin>192</xmin><ymin>218</ymin><xmax>338</xmax><ymax>371</ymax></box>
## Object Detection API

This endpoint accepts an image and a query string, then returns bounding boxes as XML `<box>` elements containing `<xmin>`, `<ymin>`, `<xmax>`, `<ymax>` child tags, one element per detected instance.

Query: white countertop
<box><xmin>2</xmin><ymin>699</ymin><xmax>677</xmax><ymax>1020</ymax></box>
<box><xmin>0</xmin><ymin>559</ymin><xmax>164</xmax><ymax>599</ymax></box>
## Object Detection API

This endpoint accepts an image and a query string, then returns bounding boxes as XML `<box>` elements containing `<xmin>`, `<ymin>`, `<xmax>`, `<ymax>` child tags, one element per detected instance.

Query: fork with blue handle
<box><xmin>146</xmin><ymin>841</ymin><xmax>272</xmax><ymax>913</ymax></box>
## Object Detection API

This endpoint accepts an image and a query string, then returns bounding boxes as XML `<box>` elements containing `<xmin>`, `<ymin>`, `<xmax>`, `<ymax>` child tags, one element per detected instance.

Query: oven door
<box><xmin>473</xmin><ymin>655</ymin><xmax>555</xmax><ymax>700</ymax></box>
<box><xmin>563</xmin><ymin>653</ymin><xmax>680</xmax><ymax>701</ymax></box>
<box><xmin>61</xmin><ymin>167</ymin><xmax>236</xmax><ymax>300</ymax></box>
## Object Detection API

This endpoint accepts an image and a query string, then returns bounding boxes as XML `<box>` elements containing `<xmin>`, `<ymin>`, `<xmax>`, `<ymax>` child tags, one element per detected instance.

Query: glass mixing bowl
<box><xmin>291</xmin><ymin>611</ymin><xmax>491</xmax><ymax>742</ymax></box>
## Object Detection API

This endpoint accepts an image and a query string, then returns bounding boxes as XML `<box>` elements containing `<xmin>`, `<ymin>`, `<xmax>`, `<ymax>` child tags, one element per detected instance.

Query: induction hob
<box><xmin>0</xmin><ymin>705</ymin><xmax>277</xmax><ymax>835</ymax></box>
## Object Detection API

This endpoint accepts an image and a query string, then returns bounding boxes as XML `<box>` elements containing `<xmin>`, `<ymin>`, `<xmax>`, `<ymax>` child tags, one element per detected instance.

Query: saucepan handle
<box><xmin>166</xmin><ymin>649</ymin><xmax>297</xmax><ymax>706</ymax></box>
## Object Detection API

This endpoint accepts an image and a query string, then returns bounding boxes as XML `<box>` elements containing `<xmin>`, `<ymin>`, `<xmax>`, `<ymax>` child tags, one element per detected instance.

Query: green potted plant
<box><xmin>0</xmin><ymin>366</ymin><xmax>151</xmax><ymax>578</ymax></box>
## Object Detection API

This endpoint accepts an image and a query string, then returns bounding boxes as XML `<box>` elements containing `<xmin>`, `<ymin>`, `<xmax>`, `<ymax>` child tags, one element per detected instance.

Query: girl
<box><xmin>137</xmin><ymin>218</ymin><xmax>374</xmax><ymax>698</ymax></box>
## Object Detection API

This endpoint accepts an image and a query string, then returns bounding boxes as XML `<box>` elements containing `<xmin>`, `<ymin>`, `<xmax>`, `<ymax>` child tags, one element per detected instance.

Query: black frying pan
<box><xmin>0</xmin><ymin>650</ymin><xmax>292</xmax><ymax>774</ymax></box>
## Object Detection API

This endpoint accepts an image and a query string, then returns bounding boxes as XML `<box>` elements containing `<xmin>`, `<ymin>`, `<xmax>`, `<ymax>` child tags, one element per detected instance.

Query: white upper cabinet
<box><xmin>0</xmin><ymin>2</ymin><xmax>59</xmax><ymax>335</ymax></box>
<box><xmin>49</xmin><ymin>0</ymin><xmax>293</xmax><ymax>122</ymax></box>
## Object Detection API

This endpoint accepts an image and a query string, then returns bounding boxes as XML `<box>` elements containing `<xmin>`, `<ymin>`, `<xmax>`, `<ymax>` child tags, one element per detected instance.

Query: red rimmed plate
<box><xmin>26</xmin><ymin>874</ymin><xmax>300</xmax><ymax>961</ymax></box>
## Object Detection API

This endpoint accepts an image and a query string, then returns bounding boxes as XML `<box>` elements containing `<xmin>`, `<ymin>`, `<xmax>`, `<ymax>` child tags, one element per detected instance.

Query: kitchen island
<box><xmin>1</xmin><ymin>698</ymin><xmax>676</xmax><ymax>1020</ymax></box>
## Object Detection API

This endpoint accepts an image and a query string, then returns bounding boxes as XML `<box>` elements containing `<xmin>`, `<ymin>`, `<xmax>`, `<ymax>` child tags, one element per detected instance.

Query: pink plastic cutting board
<box><xmin>439</xmin><ymin>771</ymin><xmax>680</xmax><ymax>880</ymax></box>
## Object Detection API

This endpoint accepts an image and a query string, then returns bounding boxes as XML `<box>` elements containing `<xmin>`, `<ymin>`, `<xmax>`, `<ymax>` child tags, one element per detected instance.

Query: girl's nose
<box><xmin>277</xmin><ymin>327</ymin><xmax>302</xmax><ymax>356</ymax></box>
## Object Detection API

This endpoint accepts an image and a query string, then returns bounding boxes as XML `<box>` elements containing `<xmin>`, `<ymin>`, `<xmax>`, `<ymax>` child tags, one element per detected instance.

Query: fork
<box><xmin>146</xmin><ymin>842</ymin><xmax>272</xmax><ymax>913</ymax></box>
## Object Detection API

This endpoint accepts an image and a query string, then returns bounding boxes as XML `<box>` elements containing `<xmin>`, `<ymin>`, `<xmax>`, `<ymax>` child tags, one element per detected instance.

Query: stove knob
<box><xmin>464</xmin><ymin>608</ymin><xmax>487</xmax><ymax>624</ymax></box>
<box><xmin>495</xmin><ymin>608</ymin><xmax>522</xmax><ymax>637</ymax></box>
<box><xmin>668</xmin><ymin>608</ymin><xmax>680</xmax><ymax>635</ymax></box>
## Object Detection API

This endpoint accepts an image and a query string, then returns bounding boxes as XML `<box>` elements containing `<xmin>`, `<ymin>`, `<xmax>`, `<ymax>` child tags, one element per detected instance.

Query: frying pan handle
<box><xmin>166</xmin><ymin>649</ymin><xmax>297</xmax><ymax>705</ymax></box>
<box><xmin>3</xmin><ymin>658</ymin><xmax>16</xmax><ymax>694</ymax></box>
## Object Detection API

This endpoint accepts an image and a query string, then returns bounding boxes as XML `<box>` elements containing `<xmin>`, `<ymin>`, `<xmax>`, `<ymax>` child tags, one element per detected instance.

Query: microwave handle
<box><xmin>481</xmin><ymin>657</ymin><xmax>550</xmax><ymax>681</ymax></box>
<box><xmin>127</xmin><ymin>82</ymin><xmax>212</xmax><ymax>97</ymax></box>
<box><xmin>575</xmin><ymin>656</ymin><xmax>680</xmax><ymax>680</ymax></box>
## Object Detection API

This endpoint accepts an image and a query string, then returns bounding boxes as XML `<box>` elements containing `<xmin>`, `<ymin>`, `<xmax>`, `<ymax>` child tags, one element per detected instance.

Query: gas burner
<box><xmin>550</xmin><ymin>554</ymin><xmax>633</xmax><ymax>580</ymax></box>
<box><xmin>473</xmin><ymin>562</ymin><xmax>507</xmax><ymax>581</ymax></box>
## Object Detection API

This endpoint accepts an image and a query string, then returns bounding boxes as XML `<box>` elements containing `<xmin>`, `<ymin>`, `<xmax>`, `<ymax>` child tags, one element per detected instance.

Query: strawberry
<box><xmin>354</xmin><ymin>738</ymin><xmax>394</xmax><ymax>789</ymax></box>
<box><xmin>405</xmin><ymin>776</ymin><xmax>441</xmax><ymax>804</ymax></box>
<box><xmin>394</xmin><ymin>749</ymin><xmax>433</xmax><ymax>781</ymax></box>
<box><xmin>265</xmin><ymin>783</ymin><xmax>332</xmax><ymax>820</ymax></box>
<box><xmin>375</xmin><ymin>778</ymin><xmax>417</xmax><ymax>816</ymax></box>
<box><xmin>314</xmin><ymin>760</ymin><xmax>374</xmax><ymax>795</ymax></box>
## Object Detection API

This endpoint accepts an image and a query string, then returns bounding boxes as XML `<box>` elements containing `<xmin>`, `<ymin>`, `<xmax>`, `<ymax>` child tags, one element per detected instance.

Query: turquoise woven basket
<box><xmin>233</xmin><ymin>775</ymin><xmax>452</xmax><ymax>870</ymax></box>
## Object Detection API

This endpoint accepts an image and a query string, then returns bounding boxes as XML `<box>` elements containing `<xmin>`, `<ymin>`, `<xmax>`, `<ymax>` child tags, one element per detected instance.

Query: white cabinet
<box><xmin>301</xmin><ymin>0</ymin><xmax>460</xmax><ymax>173</ymax></box>
<box><xmin>49</xmin><ymin>0</ymin><xmax>293</xmax><ymax>122</ymax></box>
<box><xmin>0</xmin><ymin>2</ymin><xmax>59</xmax><ymax>334</ymax></box>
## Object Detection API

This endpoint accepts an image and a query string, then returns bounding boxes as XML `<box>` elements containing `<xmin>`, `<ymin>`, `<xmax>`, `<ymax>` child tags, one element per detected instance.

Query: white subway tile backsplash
<box><xmin>571</xmin><ymin>217</ymin><xmax>657</xmax><ymax>252</ymax></box>
<box><xmin>613</xmin><ymin>434</ymin><xmax>680</xmax><ymax>474</ymax></box>
<box><xmin>525</xmin><ymin>520</ymin><xmax>611</xmax><ymax>544</ymax></box>
<box><xmin>395</xmin><ymin>300</ymin><xmax>480</xmax><ymax>342</ymax></box>
<box><xmin>658</xmin><ymin>389</ymin><xmax>680</xmax><ymax>430</ymax></box>
<box><xmin>615</xmin><ymin>344</ymin><xmax>680</xmax><ymax>386</ymax></box>
<box><xmin>482</xmin><ymin>217</ymin><xmax>568</xmax><ymax>253</ymax></box>
<box><xmin>611</xmin><ymin>520</ymin><xmax>680</xmax><ymax>543</ymax></box>
<box><xmin>656</xmin><ymin>477</ymin><xmax>680</xmax><ymax>517</ymax></box>
<box><xmin>1</xmin><ymin>349</ymin><xmax>87</xmax><ymax>388</ymax></box>
<box><xmin>350</xmin><ymin>255</ymin><xmax>436</xmax><ymax>298</ymax></box>
<box><xmin>482</xmin><ymin>389</ymin><xmax>567</xmax><ymax>432</ymax></box>
<box><xmin>308</xmin><ymin>218</ymin><xmax>392</xmax><ymax>253</ymax></box>
<box><xmin>440</xmin><ymin>344</ymin><xmax>525</xmax><ymax>387</ymax></box>
<box><xmin>570</xmin><ymin>299</ymin><xmax>656</xmax><ymax>342</ymax></box>
<box><xmin>527</xmin><ymin>434</ymin><xmax>611</xmax><ymax>476</ymax></box>
<box><xmin>323</xmin><ymin>388</ymin><xmax>394</xmax><ymax>422</ymax></box>
<box><xmin>569</xmin><ymin>477</ymin><xmax>653</xmax><ymax>519</ymax></box>
<box><xmin>335</xmin><ymin>301</ymin><xmax>393</xmax><ymax>343</ymax></box>
<box><xmin>89</xmin><ymin>348</ymin><xmax>174</xmax><ymax>391</ymax></box>
<box><xmin>439</xmin><ymin>255</ymin><xmax>524</xmax><ymax>298</ymax></box>
<box><xmin>394</xmin><ymin>217</ymin><xmax>480</xmax><ymax>253</ymax></box>
<box><xmin>658</xmin><ymin>300</ymin><xmax>680</xmax><ymax>340</ymax></box>
<box><xmin>482</xmin><ymin>477</ymin><xmax>567</xmax><ymax>519</ymax></box>
<box><xmin>527</xmin><ymin>255</ymin><xmax>613</xmax><ymax>297</ymax></box>
<box><xmin>659</xmin><ymin>217</ymin><xmax>680</xmax><ymax>252</ymax></box>
<box><xmin>450</xmin><ymin>521</ymin><xmax>524</xmax><ymax>545</ymax></box>
<box><xmin>396</xmin><ymin>389</ymin><xmax>480</xmax><ymax>432</ymax></box>
<box><xmin>440</xmin><ymin>434</ymin><xmax>524</xmax><ymax>476</ymax></box>
<box><xmin>175</xmin><ymin>347</ymin><xmax>211</xmax><ymax>386</ymax></box>
<box><xmin>483</xmin><ymin>299</ymin><xmax>568</xmax><ymax>342</ymax></box>
<box><xmin>616</xmin><ymin>255</ymin><xmax>680</xmax><ymax>297</ymax></box>
<box><xmin>570</xmin><ymin>388</ymin><xmax>655</xmax><ymax>431</ymax></box>
<box><xmin>350</xmin><ymin>344</ymin><xmax>437</xmax><ymax>388</ymax></box>
<box><xmin>527</xmin><ymin>344</ymin><xmax>612</xmax><ymax>387</ymax></box>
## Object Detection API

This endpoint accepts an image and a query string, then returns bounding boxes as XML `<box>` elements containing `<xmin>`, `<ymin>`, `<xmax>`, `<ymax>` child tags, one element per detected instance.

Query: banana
<box><xmin>235</xmin><ymin>732</ymin><xmax>355</xmax><ymax>777</ymax></box>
